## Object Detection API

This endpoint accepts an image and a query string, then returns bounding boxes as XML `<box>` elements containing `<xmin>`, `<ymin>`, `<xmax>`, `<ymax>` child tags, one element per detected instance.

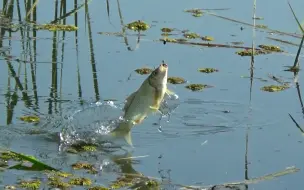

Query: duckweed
<box><xmin>126</xmin><ymin>20</ymin><xmax>150</xmax><ymax>31</ymax></box>
<box><xmin>167</xmin><ymin>77</ymin><xmax>186</xmax><ymax>84</ymax></box>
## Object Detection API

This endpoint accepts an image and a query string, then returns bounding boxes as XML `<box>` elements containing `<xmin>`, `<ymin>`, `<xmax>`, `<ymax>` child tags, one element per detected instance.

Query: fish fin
<box><xmin>150</xmin><ymin>106</ymin><xmax>159</xmax><ymax>111</ymax></box>
<box><xmin>123</xmin><ymin>91</ymin><xmax>137</xmax><ymax>111</ymax></box>
<box><xmin>166</xmin><ymin>89</ymin><xmax>175</xmax><ymax>96</ymax></box>
<box><xmin>124</xmin><ymin>131</ymin><xmax>133</xmax><ymax>146</ymax></box>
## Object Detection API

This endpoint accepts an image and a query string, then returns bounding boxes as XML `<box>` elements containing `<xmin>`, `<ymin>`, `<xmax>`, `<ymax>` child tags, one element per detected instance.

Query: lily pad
<box><xmin>134</xmin><ymin>67</ymin><xmax>153</xmax><ymax>75</ymax></box>
<box><xmin>19</xmin><ymin>115</ymin><xmax>40</xmax><ymax>123</ymax></box>
<box><xmin>198</xmin><ymin>68</ymin><xmax>219</xmax><ymax>73</ymax></box>
<box><xmin>126</xmin><ymin>20</ymin><xmax>149</xmax><ymax>31</ymax></box>
<box><xmin>261</xmin><ymin>85</ymin><xmax>289</xmax><ymax>92</ymax></box>
<box><xmin>201</xmin><ymin>36</ymin><xmax>214</xmax><ymax>41</ymax></box>
<box><xmin>35</xmin><ymin>24</ymin><xmax>78</xmax><ymax>31</ymax></box>
<box><xmin>258</xmin><ymin>44</ymin><xmax>283</xmax><ymax>52</ymax></box>
<box><xmin>183</xmin><ymin>32</ymin><xmax>200</xmax><ymax>39</ymax></box>
<box><xmin>167</xmin><ymin>77</ymin><xmax>186</xmax><ymax>84</ymax></box>
<box><xmin>185</xmin><ymin>84</ymin><xmax>213</xmax><ymax>91</ymax></box>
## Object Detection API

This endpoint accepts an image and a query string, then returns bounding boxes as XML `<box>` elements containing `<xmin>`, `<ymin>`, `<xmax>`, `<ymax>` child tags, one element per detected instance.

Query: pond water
<box><xmin>1</xmin><ymin>0</ymin><xmax>304</xmax><ymax>189</ymax></box>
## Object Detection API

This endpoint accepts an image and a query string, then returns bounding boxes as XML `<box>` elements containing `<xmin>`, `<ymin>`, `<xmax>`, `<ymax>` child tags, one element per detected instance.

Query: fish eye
<box><xmin>152</xmin><ymin>71</ymin><xmax>157</xmax><ymax>76</ymax></box>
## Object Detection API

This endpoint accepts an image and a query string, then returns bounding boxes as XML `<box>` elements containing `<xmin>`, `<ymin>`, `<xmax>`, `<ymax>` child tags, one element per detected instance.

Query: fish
<box><xmin>110</xmin><ymin>61</ymin><xmax>174</xmax><ymax>146</ymax></box>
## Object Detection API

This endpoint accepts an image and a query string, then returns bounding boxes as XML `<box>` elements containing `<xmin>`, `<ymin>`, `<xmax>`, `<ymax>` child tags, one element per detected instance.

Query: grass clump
<box><xmin>167</xmin><ymin>77</ymin><xmax>186</xmax><ymax>84</ymax></box>
<box><xmin>126</xmin><ymin>20</ymin><xmax>149</xmax><ymax>31</ymax></box>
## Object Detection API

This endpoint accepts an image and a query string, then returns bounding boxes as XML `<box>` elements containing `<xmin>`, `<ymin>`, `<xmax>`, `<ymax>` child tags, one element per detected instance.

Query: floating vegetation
<box><xmin>48</xmin><ymin>177</ymin><xmax>71</xmax><ymax>189</ymax></box>
<box><xmin>35</xmin><ymin>24</ymin><xmax>78</xmax><ymax>31</ymax></box>
<box><xmin>167</xmin><ymin>77</ymin><xmax>186</xmax><ymax>84</ymax></box>
<box><xmin>284</xmin><ymin>65</ymin><xmax>300</xmax><ymax>72</ymax></box>
<box><xmin>231</xmin><ymin>41</ymin><xmax>244</xmax><ymax>45</ymax></box>
<box><xmin>19</xmin><ymin>115</ymin><xmax>40</xmax><ymax>123</ymax></box>
<box><xmin>46</xmin><ymin>170</ymin><xmax>72</xmax><ymax>178</ymax></box>
<box><xmin>71</xmin><ymin>162</ymin><xmax>98</xmax><ymax>174</ymax></box>
<box><xmin>126</xmin><ymin>20</ymin><xmax>149</xmax><ymax>31</ymax></box>
<box><xmin>176</xmin><ymin>38</ymin><xmax>188</xmax><ymax>42</ymax></box>
<box><xmin>161</xmin><ymin>37</ymin><xmax>177</xmax><ymax>43</ymax></box>
<box><xmin>161</xmin><ymin>27</ymin><xmax>174</xmax><ymax>33</ymax></box>
<box><xmin>88</xmin><ymin>186</ymin><xmax>109</xmax><ymax>190</ymax></box>
<box><xmin>183</xmin><ymin>32</ymin><xmax>200</xmax><ymax>39</ymax></box>
<box><xmin>184</xmin><ymin>9</ymin><xmax>203</xmax><ymax>17</ymax></box>
<box><xmin>236</xmin><ymin>49</ymin><xmax>268</xmax><ymax>56</ymax></box>
<box><xmin>18</xmin><ymin>179</ymin><xmax>41</xmax><ymax>190</ymax></box>
<box><xmin>134</xmin><ymin>67</ymin><xmax>153</xmax><ymax>75</ymax></box>
<box><xmin>130</xmin><ymin>179</ymin><xmax>160</xmax><ymax>190</ymax></box>
<box><xmin>260</xmin><ymin>85</ymin><xmax>290</xmax><ymax>92</ymax></box>
<box><xmin>256</xmin><ymin>24</ymin><xmax>268</xmax><ymax>29</ymax></box>
<box><xmin>258</xmin><ymin>44</ymin><xmax>283</xmax><ymax>52</ymax></box>
<box><xmin>198</xmin><ymin>68</ymin><xmax>219</xmax><ymax>73</ymax></box>
<box><xmin>69</xmin><ymin>177</ymin><xmax>92</xmax><ymax>186</ymax></box>
<box><xmin>0</xmin><ymin>151</ymin><xmax>20</xmax><ymax>161</ymax></box>
<box><xmin>201</xmin><ymin>36</ymin><xmax>214</xmax><ymax>41</ymax></box>
<box><xmin>185</xmin><ymin>84</ymin><xmax>213</xmax><ymax>91</ymax></box>
<box><xmin>67</xmin><ymin>142</ymin><xmax>98</xmax><ymax>153</ymax></box>
<box><xmin>110</xmin><ymin>176</ymin><xmax>136</xmax><ymax>189</ymax></box>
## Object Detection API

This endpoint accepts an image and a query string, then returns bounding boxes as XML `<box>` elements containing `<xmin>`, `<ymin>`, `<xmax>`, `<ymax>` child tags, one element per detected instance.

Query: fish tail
<box><xmin>110</xmin><ymin>121</ymin><xmax>134</xmax><ymax>146</ymax></box>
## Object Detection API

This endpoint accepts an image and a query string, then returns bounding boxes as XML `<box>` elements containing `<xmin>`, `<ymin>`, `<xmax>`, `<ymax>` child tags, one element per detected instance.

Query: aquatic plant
<box><xmin>126</xmin><ymin>20</ymin><xmax>149</xmax><ymax>31</ymax></box>
<box><xmin>69</xmin><ymin>177</ymin><xmax>92</xmax><ymax>186</ymax></box>
<box><xmin>18</xmin><ymin>179</ymin><xmax>41</xmax><ymax>190</ymax></box>
<box><xmin>185</xmin><ymin>84</ymin><xmax>212</xmax><ymax>91</ymax></box>
<box><xmin>201</xmin><ymin>36</ymin><xmax>214</xmax><ymax>41</ymax></box>
<box><xmin>260</xmin><ymin>85</ymin><xmax>289</xmax><ymax>92</ymax></box>
<box><xmin>35</xmin><ymin>24</ymin><xmax>78</xmax><ymax>31</ymax></box>
<box><xmin>258</xmin><ymin>44</ymin><xmax>283</xmax><ymax>52</ymax></box>
<box><xmin>167</xmin><ymin>77</ymin><xmax>186</xmax><ymax>84</ymax></box>
<box><xmin>183</xmin><ymin>32</ymin><xmax>200</xmax><ymax>39</ymax></box>
<box><xmin>19</xmin><ymin>115</ymin><xmax>40</xmax><ymax>123</ymax></box>
<box><xmin>198</xmin><ymin>68</ymin><xmax>219</xmax><ymax>73</ymax></box>
<box><xmin>134</xmin><ymin>67</ymin><xmax>152</xmax><ymax>75</ymax></box>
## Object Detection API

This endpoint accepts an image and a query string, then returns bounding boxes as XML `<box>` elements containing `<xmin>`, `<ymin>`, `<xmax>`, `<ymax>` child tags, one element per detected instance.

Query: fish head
<box><xmin>148</xmin><ymin>61</ymin><xmax>168</xmax><ymax>89</ymax></box>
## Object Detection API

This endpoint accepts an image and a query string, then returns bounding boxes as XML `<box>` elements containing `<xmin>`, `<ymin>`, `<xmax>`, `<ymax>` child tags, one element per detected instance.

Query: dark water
<box><xmin>1</xmin><ymin>0</ymin><xmax>304</xmax><ymax>189</ymax></box>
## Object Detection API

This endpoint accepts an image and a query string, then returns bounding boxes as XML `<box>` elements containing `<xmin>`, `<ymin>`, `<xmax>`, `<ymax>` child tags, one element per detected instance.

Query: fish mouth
<box><xmin>159</xmin><ymin>62</ymin><xmax>168</xmax><ymax>72</ymax></box>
